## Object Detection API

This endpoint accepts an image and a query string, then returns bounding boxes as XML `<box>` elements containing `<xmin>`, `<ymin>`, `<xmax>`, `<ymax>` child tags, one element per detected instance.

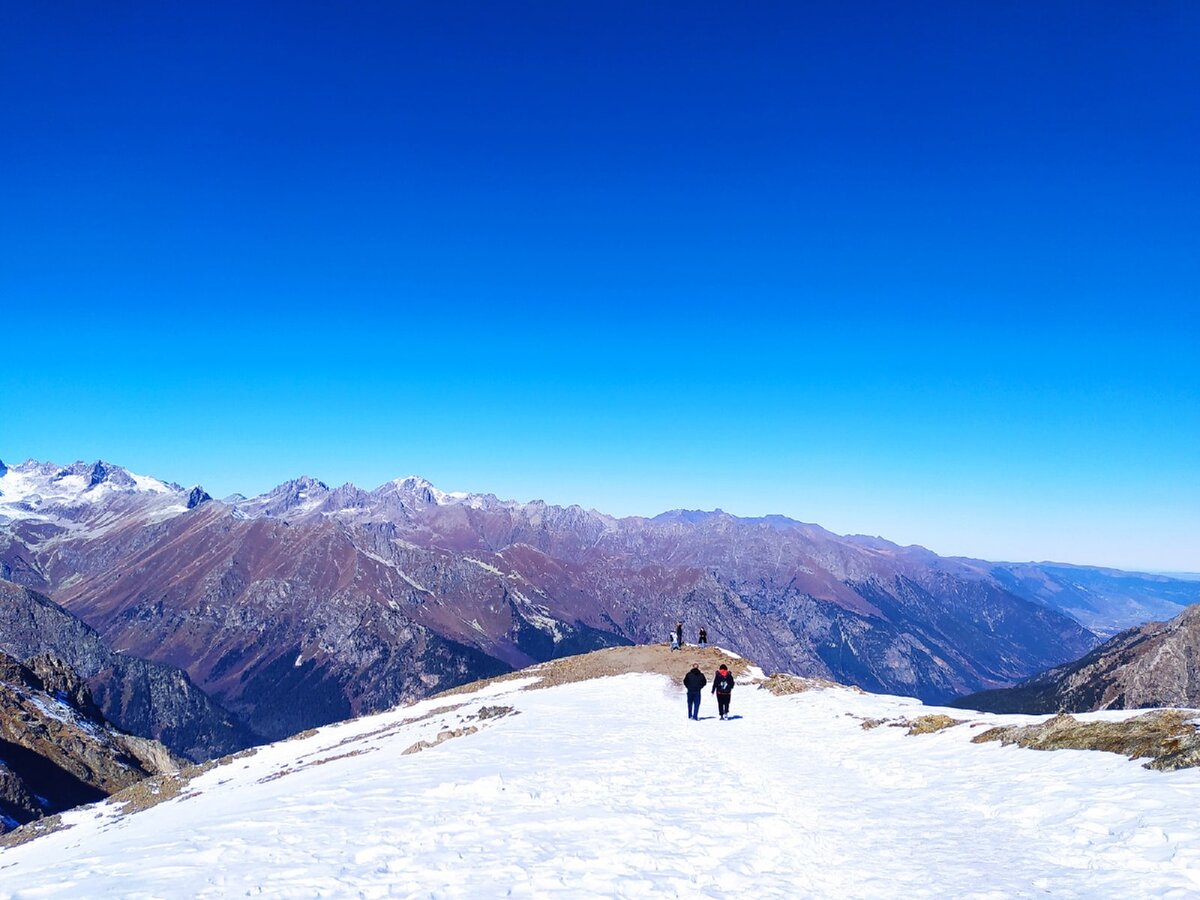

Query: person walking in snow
<box><xmin>698</xmin><ymin>627</ymin><xmax>707</xmax><ymax>645</ymax></box>
<box><xmin>683</xmin><ymin>662</ymin><xmax>706</xmax><ymax>720</ymax></box>
<box><xmin>712</xmin><ymin>664</ymin><xmax>735</xmax><ymax>719</ymax></box>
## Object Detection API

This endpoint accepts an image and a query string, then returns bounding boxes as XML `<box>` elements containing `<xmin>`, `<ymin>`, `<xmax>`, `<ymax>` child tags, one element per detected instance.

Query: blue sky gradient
<box><xmin>3</xmin><ymin>2</ymin><xmax>1197</xmax><ymax>569</ymax></box>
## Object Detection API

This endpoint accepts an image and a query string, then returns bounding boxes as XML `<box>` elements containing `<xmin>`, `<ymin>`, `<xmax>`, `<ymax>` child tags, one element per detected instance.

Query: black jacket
<box><xmin>683</xmin><ymin>668</ymin><xmax>707</xmax><ymax>692</ymax></box>
<box><xmin>712</xmin><ymin>671</ymin><xmax>735</xmax><ymax>694</ymax></box>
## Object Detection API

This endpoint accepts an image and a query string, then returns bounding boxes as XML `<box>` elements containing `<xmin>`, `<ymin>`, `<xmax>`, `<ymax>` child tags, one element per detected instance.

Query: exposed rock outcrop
<box><xmin>0</xmin><ymin>651</ymin><xmax>182</xmax><ymax>831</ymax></box>
<box><xmin>0</xmin><ymin>579</ymin><xmax>257</xmax><ymax>760</ymax></box>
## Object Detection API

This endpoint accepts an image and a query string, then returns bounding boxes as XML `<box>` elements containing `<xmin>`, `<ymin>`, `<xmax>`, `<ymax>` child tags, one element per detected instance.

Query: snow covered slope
<box><xmin>1</xmin><ymin>649</ymin><xmax>1198</xmax><ymax>898</ymax></box>
<box><xmin>0</xmin><ymin>459</ymin><xmax>190</xmax><ymax>526</ymax></box>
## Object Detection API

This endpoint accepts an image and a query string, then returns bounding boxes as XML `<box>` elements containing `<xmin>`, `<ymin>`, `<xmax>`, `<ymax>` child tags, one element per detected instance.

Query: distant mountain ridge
<box><xmin>2</xmin><ymin>457</ymin><xmax>1196</xmax><ymax>740</ymax></box>
<box><xmin>951</xmin><ymin>603</ymin><xmax>1200</xmax><ymax>714</ymax></box>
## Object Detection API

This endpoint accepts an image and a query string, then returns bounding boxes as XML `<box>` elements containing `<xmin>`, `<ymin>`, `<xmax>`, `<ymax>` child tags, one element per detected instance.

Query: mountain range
<box><xmin>3</xmin><ymin>458</ymin><xmax>1197</xmax><ymax>742</ymax></box>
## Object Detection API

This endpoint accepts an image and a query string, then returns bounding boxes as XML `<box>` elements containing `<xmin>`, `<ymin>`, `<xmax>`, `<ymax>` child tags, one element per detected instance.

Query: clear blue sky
<box><xmin>2</xmin><ymin>2</ymin><xmax>1197</xmax><ymax>571</ymax></box>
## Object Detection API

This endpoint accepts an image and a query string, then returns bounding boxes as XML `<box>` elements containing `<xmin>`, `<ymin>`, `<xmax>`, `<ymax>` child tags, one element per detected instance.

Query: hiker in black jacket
<box><xmin>683</xmin><ymin>663</ymin><xmax>707</xmax><ymax>720</ymax></box>
<box><xmin>712</xmin><ymin>664</ymin><xmax>735</xmax><ymax>719</ymax></box>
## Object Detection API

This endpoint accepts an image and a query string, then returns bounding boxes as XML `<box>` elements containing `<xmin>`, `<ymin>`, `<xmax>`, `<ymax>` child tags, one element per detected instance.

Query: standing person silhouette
<box><xmin>675</xmin><ymin>621</ymin><xmax>684</xmax><ymax>648</ymax></box>
<box><xmin>698</xmin><ymin>627</ymin><xmax>707</xmax><ymax>645</ymax></box>
<box><xmin>712</xmin><ymin>664</ymin><xmax>735</xmax><ymax>719</ymax></box>
<box><xmin>683</xmin><ymin>662</ymin><xmax>706</xmax><ymax>720</ymax></box>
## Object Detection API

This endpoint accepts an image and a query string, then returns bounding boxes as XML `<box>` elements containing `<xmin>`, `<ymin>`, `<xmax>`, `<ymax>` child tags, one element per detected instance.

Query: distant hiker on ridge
<box><xmin>675</xmin><ymin>621</ymin><xmax>684</xmax><ymax>648</ymax></box>
<box><xmin>698</xmin><ymin>627</ymin><xmax>707</xmax><ymax>645</ymax></box>
<box><xmin>683</xmin><ymin>662</ymin><xmax>707</xmax><ymax>720</ymax></box>
<box><xmin>712</xmin><ymin>664</ymin><xmax>735</xmax><ymax>719</ymax></box>
<box><xmin>670</xmin><ymin>629</ymin><xmax>680</xmax><ymax>651</ymax></box>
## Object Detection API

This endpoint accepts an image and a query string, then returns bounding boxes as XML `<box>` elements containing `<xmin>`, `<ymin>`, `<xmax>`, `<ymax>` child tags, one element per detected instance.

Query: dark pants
<box><xmin>687</xmin><ymin>690</ymin><xmax>701</xmax><ymax>719</ymax></box>
<box><xmin>716</xmin><ymin>692</ymin><xmax>731</xmax><ymax>717</ymax></box>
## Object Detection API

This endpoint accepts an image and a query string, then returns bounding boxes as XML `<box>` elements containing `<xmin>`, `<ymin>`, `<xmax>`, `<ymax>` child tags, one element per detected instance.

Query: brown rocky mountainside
<box><xmin>0</xmin><ymin>580</ymin><xmax>256</xmax><ymax>760</ymax></box>
<box><xmin>952</xmin><ymin>603</ymin><xmax>1200</xmax><ymax>714</ymax></box>
<box><xmin>0</xmin><ymin>651</ymin><xmax>182</xmax><ymax>832</ymax></box>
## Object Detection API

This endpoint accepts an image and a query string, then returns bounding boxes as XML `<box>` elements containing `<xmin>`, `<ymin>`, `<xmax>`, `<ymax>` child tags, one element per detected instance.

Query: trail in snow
<box><xmin>2</xmin><ymin>672</ymin><xmax>1199</xmax><ymax>898</ymax></box>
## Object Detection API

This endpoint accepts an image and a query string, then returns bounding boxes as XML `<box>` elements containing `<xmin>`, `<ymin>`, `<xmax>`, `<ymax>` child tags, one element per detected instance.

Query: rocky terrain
<box><xmin>951</xmin><ymin>603</ymin><xmax>1200</xmax><ymax>714</ymax></box>
<box><xmin>3</xmin><ymin>457</ymin><xmax>1190</xmax><ymax>741</ymax></box>
<box><xmin>0</xmin><ymin>579</ymin><xmax>256</xmax><ymax>760</ymax></box>
<box><xmin>0</xmin><ymin>650</ymin><xmax>181</xmax><ymax>832</ymax></box>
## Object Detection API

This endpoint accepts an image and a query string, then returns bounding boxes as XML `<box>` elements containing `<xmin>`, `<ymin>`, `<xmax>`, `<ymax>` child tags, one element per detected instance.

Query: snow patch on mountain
<box><xmin>386</xmin><ymin>475</ymin><xmax>465</xmax><ymax>506</ymax></box>
<box><xmin>397</xmin><ymin>570</ymin><xmax>432</xmax><ymax>594</ymax></box>
<box><xmin>463</xmin><ymin>556</ymin><xmax>506</xmax><ymax>576</ymax></box>
<box><xmin>0</xmin><ymin>460</ymin><xmax>189</xmax><ymax>527</ymax></box>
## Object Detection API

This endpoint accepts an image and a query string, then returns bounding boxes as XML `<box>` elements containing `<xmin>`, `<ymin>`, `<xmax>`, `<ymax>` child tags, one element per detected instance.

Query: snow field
<box><xmin>2</xmin><ymin>672</ymin><xmax>1200</xmax><ymax>898</ymax></box>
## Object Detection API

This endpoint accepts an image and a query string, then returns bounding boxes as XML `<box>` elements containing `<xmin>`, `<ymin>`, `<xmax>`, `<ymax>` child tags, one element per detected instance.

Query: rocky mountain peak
<box><xmin>652</xmin><ymin>509</ymin><xmax>722</xmax><ymax>525</ymax></box>
<box><xmin>24</xmin><ymin>653</ymin><xmax>104</xmax><ymax>720</ymax></box>
<box><xmin>51</xmin><ymin>460</ymin><xmax>137</xmax><ymax>490</ymax></box>
<box><xmin>271</xmin><ymin>475</ymin><xmax>329</xmax><ymax>494</ymax></box>
<box><xmin>377</xmin><ymin>475</ymin><xmax>465</xmax><ymax>507</ymax></box>
<box><xmin>185</xmin><ymin>486</ymin><xmax>212</xmax><ymax>509</ymax></box>
<box><xmin>391</xmin><ymin>475</ymin><xmax>439</xmax><ymax>500</ymax></box>
<box><xmin>231</xmin><ymin>476</ymin><xmax>333</xmax><ymax>517</ymax></box>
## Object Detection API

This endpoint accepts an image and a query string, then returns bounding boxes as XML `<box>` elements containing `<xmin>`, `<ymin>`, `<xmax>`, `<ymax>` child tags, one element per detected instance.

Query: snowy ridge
<box><xmin>3</xmin><ymin>655</ymin><xmax>1199</xmax><ymax>897</ymax></box>
<box><xmin>0</xmin><ymin>460</ymin><xmax>190</xmax><ymax>527</ymax></box>
<box><xmin>388</xmin><ymin>475</ymin><xmax>470</xmax><ymax>506</ymax></box>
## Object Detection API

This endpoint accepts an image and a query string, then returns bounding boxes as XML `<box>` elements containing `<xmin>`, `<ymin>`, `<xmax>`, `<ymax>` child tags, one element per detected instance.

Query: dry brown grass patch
<box><xmin>905</xmin><ymin>714</ymin><xmax>965</xmax><ymax>735</ymax></box>
<box><xmin>758</xmin><ymin>673</ymin><xmax>853</xmax><ymax>696</ymax></box>
<box><xmin>436</xmin><ymin>644</ymin><xmax>755</xmax><ymax>699</ymax></box>
<box><xmin>972</xmin><ymin>710</ymin><xmax>1200</xmax><ymax>770</ymax></box>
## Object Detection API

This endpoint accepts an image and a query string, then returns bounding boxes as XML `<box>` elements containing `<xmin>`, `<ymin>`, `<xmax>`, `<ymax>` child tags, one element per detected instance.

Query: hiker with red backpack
<box><xmin>712</xmin><ymin>664</ymin><xmax>735</xmax><ymax>719</ymax></box>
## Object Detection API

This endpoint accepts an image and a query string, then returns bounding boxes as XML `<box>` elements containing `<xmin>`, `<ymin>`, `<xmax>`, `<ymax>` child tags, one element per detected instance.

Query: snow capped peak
<box><xmin>383</xmin><ymin>475</ymin><xmax>461</xmax><ymax>505</ymax></box>
<box><xmin>228</xmin><ymin>476</ymin><xmax>333</xmax><ymax>518</ymax></box>
<box><xmin>0</xmin><ymin>459</ymin><xmax>176</xmax><ymax>505</ymax></box>
<box><xmin>390</xmin><ymin>474</ymin><xmax>437</xmax><ymax>493</ymax></box>
<box><xmin>52</xmin><ymin>460</ymin><xmax>138</xmax><ymax>490</ymax></box>
<box><xmin>185</xmin><ymin>486</ymin><xmax>212</xmax><ymax>509</ymax></box>
<box><xmin>227</xmin><ymin>473</ymin><xmax>480</xmax><ymax>521</ymax></box>
<box><xmin>0</xmin><ymin>459</ymin><xmax>191</xmax><ymax>530</ymax></box>
<box><xmin>269</xmin><ymin>475</ymin><xmax>330</xmax><ymax>496</ymax></box>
